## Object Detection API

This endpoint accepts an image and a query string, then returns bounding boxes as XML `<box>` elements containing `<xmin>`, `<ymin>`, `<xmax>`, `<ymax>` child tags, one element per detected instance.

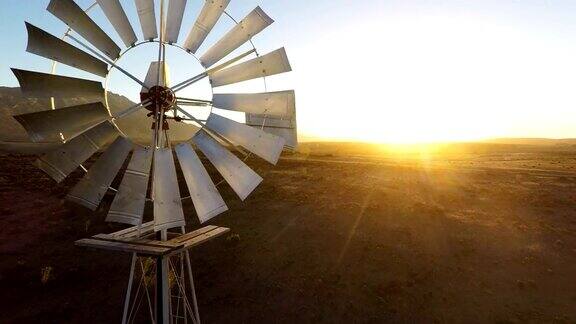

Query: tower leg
<box><xmin>185</xmin><ymin>251</ymin><xmax>201</xmax><ymax>324</ymax></box>
<box><xmin>122</xmin><ymin>253</ymin><xmax>137</xmax><ymax>324</ymax></box>
<box><xmin>156</xmin><ymin>230</ymin><xmax>171</xmax><ymax>324</ymax></box>
<box><xmin>181</xmin><ymin>252</ymin><xmax>188</xmax><ymax>324</ymax></box>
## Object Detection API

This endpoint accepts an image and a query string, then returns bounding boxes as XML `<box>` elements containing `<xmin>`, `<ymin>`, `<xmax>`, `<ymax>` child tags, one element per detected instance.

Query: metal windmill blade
<box><xmin>11</xmin><ymin>69</ymin><xmax>104</xmax><ymax>99</ymax></box>
<box><xmin>153</xmin><ymin>147</ymin><xmax>186</xmax><ymax>231</ymax></box>
<box><xmin>206</xmin><ymin>113</ymin><xmax>285</xmax><ymax>165</ymax></box>
<box><xmin>35</xmin><ymin>121</ymin><xmax>119</xmax><ymax>183</ymax></box>
<box><xmin>67</xmin><ymin>136</ymin><xmax>133</xmax><ymax>210</ymax></box>
<box><xmin>106</xmin><ymin>145</ymin><xmax>153</xmax><ymax>225</ymax></box>
<box><xmin>175</xmin><ymin>142</ymin><xmax>228</xmax><ymax>223</ymax></box>
<box><xmin>213</xmin><ymin>90</ymin><xmax>296</xmax><ymax>117</ymax></box>
<box><xmin>0</xmin><ymin>141</ymin><xmax>62</xmax><ymax>155</ymax></box>
<box><xmin>212</xmin><ymin>90</ymin><xmax>299</xmax><ymax>149</ymax></box>
<box><xmin>96</xmin><ymin>0</ymin><xmax>138</xmax><ymax>47</ymax></box>
<box><xmin>135</xmin><ymin>0</ymin><xmax>158</xmax><ymax>40</ymax></box>
<box><xmin>25</xmin><ymin>22</ymin><xmax>109</xmax><ymax>77</ymax></box>
<box><xmin>192</xmin><ymin>129</ymin><xmax>263</xmax><ymax>201</ymax></box>
<box><xmin>8</xmin><ymin>1</ymin><xmax>298</xmax><ymax>322</ymax></box>
<box><xmin>247</xmin><ymin>113</ymin><xmax>298</xmax><ymax>150</ymax></box>
<box><xmin>183</xmin><ymin>0</ymin><xmax>230</xmax><ymax>53</ymax></box>
<box><xmin>14</xmin><ymin>102</ymin><xmax>109</xmax><ymax>142</ymax></box>
<box><xmin>209</xmin><ymin>47</ymin><xmax>292</xmax><ymax>87</ymax></box>
<box><xmin>165</xmin><ymin>0</ymin><xmax>187</xmax><ymax>44</ymax></box>
<box><xmin>47</xmin><ymin>0</ymin><xmax>121</xmax><ymax>60</ymax></box>
<box><xmin>200</xmin><ymin>6</ymin><xmax>273</xmax><ymax>68</ymax></box>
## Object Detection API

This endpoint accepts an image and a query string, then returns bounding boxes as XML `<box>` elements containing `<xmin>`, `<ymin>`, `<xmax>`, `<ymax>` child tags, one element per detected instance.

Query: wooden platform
<box><xmin>75</xmin><ymin>222</ymin><xmax>230</xmax><ymax>257</ymax></box>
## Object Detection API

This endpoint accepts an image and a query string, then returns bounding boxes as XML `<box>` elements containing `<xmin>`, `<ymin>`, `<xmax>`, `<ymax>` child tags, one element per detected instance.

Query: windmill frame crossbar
<box><xmin>76</xmin><ymin>222</ymin><xmax>230</xmax><ymax>324</ymax></box>
<box><xmin>76</xmin><ymin>222</ymin><xmax>229</xmax><ymax>257</ymax></box>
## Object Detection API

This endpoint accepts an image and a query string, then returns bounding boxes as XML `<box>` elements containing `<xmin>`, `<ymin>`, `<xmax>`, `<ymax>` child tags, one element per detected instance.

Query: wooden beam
<box><xmin>169</xmin><ymin>227</ymin><xmax>229</xmax><ymax>251</ymax></box>
<box><xmin>75</xmin><ymin>225</ymin><xmax>230</xmax><ymax>256</ymax></box>
<box><xmin>168</xmin><ymin>225</ymin><xmax>218</xmax><ymax>244</ymax></box>
<box><xmin>75</xmin><ymin>238</ymin><xmax>173</xmax><ymax>256</ymax></box>
<box><xmin>109</xmin><ymin>221</ymin><xmax>155</xmax><ymax>238</ymax></box>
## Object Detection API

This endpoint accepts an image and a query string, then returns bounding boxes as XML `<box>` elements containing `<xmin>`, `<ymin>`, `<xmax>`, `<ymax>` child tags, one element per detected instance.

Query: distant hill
<box><xmin>483</xmin><ymin>138</ymin><xmax>576</xmax><ymax>146</ymax></box>
<box><xmin>0</xmin><ymin>87</ymin><xmax>198</xmax><ymax>147</ymax></box>
<box><xmin>297</xmin><ymin>136</ymin><xmax>576</xmax><ymax>147</ymax></box>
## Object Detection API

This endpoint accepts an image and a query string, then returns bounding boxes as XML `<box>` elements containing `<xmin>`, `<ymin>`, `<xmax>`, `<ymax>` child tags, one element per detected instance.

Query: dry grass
<box><xmin>1</xmin><ymin>142</ymin><xmax>576</xmax><ymax>322</ymax></box>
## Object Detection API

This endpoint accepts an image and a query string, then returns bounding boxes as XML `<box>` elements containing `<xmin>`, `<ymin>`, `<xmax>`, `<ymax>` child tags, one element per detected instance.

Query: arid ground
<box><xmin>1</xmin><ymin>142</ymin><xmax>576</xmax><ymax>323</ymax></box>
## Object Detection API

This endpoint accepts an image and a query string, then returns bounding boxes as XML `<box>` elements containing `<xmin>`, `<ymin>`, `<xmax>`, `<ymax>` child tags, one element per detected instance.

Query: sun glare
<box><xmin>292</xmin><ymin>12</ymin><xmax>576</xmax><ymax>144</ymax></box>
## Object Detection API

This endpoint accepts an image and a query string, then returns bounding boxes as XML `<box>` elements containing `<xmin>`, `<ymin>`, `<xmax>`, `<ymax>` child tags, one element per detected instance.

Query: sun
<box><xmin>299</xmin><ymin>103</ymin><xmax>494</xmax><ymax>145</ymax></box>
<box><xmin>292</xmin><ymin>12</ymin><xmax>576</xmax><ymax>144</ymax></box>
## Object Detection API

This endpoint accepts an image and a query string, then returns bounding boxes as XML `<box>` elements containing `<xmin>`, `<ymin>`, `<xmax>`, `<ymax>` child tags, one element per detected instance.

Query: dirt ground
<box><xmin>1</xmin><ymin>142</ymin><xmax>576</xmax><ymax>323</ymax></box>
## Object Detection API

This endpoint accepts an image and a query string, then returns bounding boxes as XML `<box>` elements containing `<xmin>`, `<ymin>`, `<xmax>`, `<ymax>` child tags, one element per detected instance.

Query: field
<box><xmin>1</xmin><ymin>142</ymin><xmax>576</xmax><ymax>323</ymax></box>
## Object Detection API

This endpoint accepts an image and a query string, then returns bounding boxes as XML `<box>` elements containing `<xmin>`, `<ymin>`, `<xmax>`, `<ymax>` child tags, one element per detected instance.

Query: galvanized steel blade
<box><xmin>35</xmin><ymin>121</ymin><xmax>118</xmax><ymax>182</ymax></box>
<box><xmin>246</xmin><ymin>114</ymin><xmax>296</xmax><ymax>129</ymax></box>
<box><xmin>175</xmin><ymin>106</ymin><xmax>243</xmax><ymax>154</ymax></box>
<box><xmin>191</xmin><ymin>129</ymin><xmax>263</xmax><ymax>201</ymax></box>
<box><xmin>177</xmin><ymin>102</ymin><xmax>207</xmax><ymax>107</ymax></box>
<box><xmin>0</xmin><ymin>141</ymin><xmax>61</xmax><ymax>155</ymax></box>
<box><xmin>165</xmin><ymin>0</ymin><xmax>187</xmax><ymax>44</ymax></box>
<box><xmin>135</xmin><ymin>0</ymin><xmax>158</xmax><ymax>40</ymax></box>
<box><xmin>209</xmin><ymin>47</ymin><xmax>291</xmax><ymax>87</ymax></box>
<box><xmin>165</xmin><ymin>119</ymin><xmax>201</xmax><ymax>143</ymax></box>
<box><xmin>11</xmin><ymin>68</ymin><xmax>104</xmax><ymax>99</ymax></box>
<box><xmin>212</xmin><ymin>90</ymin><xmax>295</xmax><ymax>117</ymax></box>
<box><xmin>246</xmin><ymin>114</ymin><xmax>298</xmax><ymax>150</ymax></box>
<box><xmin>200</xmin><ymin>6</ymin><xmax>273</xmax><ymax>68</ymax></box>
<box><xmin>183</xmin><ymin>0</ymin><xmax>230</xmax><ymax>53</ymax></box>
<box><xmin>96</xmin><ymin>0</ymin><xmax>138</xmax><ymax>47</ymax></box>
<box><xmin>262</xmin><ymin>127</ymin><xmax>297</xmax><ymax>150</ymax></box>
<box><xmin>67</xmin><ymin>136</ymin><xmax>132</xmax><ymax>210</ymax></box>
<box><xmin>206</xmin><ymin>114</ymin><xmax>285</xmax><ymax>165</ymax></box>
<box><xmin>175</xmin><ymin>142</ymin><xmax>228</xmax><ymax>223</ymax></box>
<box><xmin>107</xmin><ymin>145</ymin><xmax>153</xmax><ymax>225</ymax></box>
<box><xmin>13</xmin><ymin>102</ymin><xmax>110</xmax><ymax>143</ymax></box>
<box><xmin>47</xmin><ymin>0</ymin><xmax>121</xmax><ymax>60</ymax></box>
<box><xmin>153</xmin><ymin>148</ymin><xmax>186</xmax><ymax>231</ymax></box>
<box><xmin>25</xmin><ymin>22</ymin><xmax>108</xmax><ymax>77</ymax></box>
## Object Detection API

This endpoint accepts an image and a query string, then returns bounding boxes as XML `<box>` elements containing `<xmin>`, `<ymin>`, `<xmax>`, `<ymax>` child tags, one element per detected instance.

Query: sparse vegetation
<box><xmin>40</xmin><ymin>266</ymin><xmax>53</xmax><ymax>285</ymax></box>
<box><xmin>2</xmin><ymin>142</ymin><xmax>576</xmax><ymax>322</ymax></box>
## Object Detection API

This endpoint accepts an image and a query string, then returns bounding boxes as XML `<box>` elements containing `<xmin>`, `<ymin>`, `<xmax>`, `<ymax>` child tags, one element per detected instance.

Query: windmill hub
<box><xmin>140</xmin><ymin>86</ymin><xmax>176</xmax><ymax>113</ymax></box>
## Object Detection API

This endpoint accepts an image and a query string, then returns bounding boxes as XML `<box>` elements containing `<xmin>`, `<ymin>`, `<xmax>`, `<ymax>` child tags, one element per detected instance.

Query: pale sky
<box><xmin>2</xmin><ymin>0</ymin><xmax>576</xmax><ymax>143</ymax></box>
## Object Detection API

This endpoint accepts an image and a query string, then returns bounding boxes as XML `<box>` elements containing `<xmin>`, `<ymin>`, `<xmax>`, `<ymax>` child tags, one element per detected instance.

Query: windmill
<box><xmin>9</xmin><ymin>0</ymin><xmax>296</xmax><ymax>323</ymax></box>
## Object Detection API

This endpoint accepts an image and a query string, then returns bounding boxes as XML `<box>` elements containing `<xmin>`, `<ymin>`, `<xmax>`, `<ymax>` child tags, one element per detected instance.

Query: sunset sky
<box><xmin>2</xmin><ymin>0</ymin><xmax>576</xmax><ymax>143</ymax></box>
